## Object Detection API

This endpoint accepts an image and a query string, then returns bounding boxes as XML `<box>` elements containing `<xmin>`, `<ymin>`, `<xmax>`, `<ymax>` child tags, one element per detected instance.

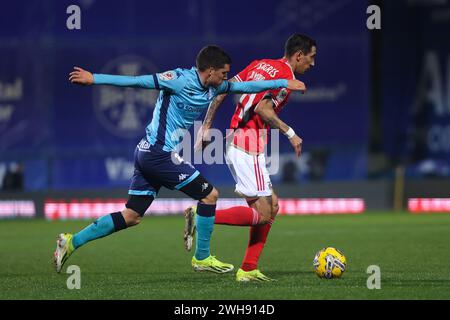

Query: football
<box><xmin>313</xmin><ymin>247</ymin><xmax>347</xmax><ymax>279</ymax></box>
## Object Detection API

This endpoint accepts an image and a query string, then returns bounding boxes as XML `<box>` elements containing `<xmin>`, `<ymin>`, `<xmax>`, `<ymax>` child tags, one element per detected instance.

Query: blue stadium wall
<box><xmin>0</xmin><ymin>0</ymin><xmax>369</xmax><ymax>190</ymax></box>
<box><xmin>1</xmin><ymin>0</ymin><xmax>449</xmax><ymax>192</ymax></box>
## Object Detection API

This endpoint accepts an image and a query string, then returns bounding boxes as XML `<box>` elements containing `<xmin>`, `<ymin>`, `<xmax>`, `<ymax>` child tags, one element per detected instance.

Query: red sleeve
<box><xmin>233</xmin><ymin>60</ymin><xmax>259</xmax><ymax>82</ymax></box>
<box><xmin>264</xmin><ymin>63</ymin><xmax>294</xmax><ymax>108</ymax></box>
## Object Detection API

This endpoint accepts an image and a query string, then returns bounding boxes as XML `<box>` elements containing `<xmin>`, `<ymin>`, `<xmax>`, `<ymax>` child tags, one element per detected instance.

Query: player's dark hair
<box><xmin>285</xmin><ymin>34</ymin><xmax>316</xmax><ymax>57</ymax></box>
<box><xmin>196</xmin><ymin>45</ymin><xmax>232</xmax><ymax>71</ymax></box>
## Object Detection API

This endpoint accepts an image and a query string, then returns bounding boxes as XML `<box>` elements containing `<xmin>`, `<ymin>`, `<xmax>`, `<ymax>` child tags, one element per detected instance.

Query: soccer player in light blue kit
<box><xmin>54</xmin><ymin>45</ymin><xmax>306</xmax><ymax>274</ymax></box>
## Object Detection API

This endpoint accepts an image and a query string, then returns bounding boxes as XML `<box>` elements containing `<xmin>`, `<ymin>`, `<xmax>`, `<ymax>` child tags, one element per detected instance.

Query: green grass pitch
<box><xmin>1</xmin><ymin>212</ymin><xmax>450</xmax><ymax>300</ymax></box>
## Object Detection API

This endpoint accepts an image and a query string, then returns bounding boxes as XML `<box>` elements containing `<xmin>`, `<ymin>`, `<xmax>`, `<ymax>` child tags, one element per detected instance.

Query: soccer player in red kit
<box><xmin>184</xmin><ymin>34</ymin><xmax>316</xmax><ymax>281</ymax></box>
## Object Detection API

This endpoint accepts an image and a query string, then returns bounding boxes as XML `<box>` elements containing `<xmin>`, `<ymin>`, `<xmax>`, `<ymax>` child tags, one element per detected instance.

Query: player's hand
<box><xmin>287</xmin><ymin>80</ymin><xmax>306</xmax><ymax>94</ymax></box>
<box><xmin>69</xmin><ymin>66</ymin><xmax>94</xmax><ymax>85</ymax></box>
<box><xmin>289</xmin><ymin>134</ymin><xmax>303</xmax><ymax>157</ymax></box>
<box><xmin>194</xmin><ymin>125</ymin><xmax>211</xmax><ymax>152</ymax></box>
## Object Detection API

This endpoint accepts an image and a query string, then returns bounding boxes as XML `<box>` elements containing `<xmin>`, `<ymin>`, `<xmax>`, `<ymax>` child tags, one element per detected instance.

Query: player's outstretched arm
<box><xmin>255</xmin><ymin>98</ymin><xmax>303</xmax><ymax>157</ymax></box>
<box><xmin>69</xmin><ymin>66</ymin><xmax>160</xmax><ymax>89</ymax></box>
<box><xmin>225</xmin><ymin>79</ymin><xmax>306</xmax><ymax>94</ymax></box>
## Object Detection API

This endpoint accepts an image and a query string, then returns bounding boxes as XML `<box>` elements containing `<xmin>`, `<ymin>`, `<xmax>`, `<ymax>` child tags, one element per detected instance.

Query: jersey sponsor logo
<box><xmin>93</xmin><ymin>55</ymin><xmax>159</xmax><ymax>138</ymax></box>
<box><xmin>158</xmin><ymin>71</ymin><xmax>177</xmax><ymax>81</ymax></box>
<box><xmin>176</xmin><ymin>102</ymin><xmax>204</xmax><ymax>113</ymax></box>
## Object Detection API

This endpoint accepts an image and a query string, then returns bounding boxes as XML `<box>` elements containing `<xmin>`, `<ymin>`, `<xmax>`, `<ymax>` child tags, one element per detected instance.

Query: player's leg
<box><xmin>191</xmin><ymin>185</ymin><xmax>217</xmax><ymax>261</ymax></box>
<box><xmin>71</xmin><ymin>194</ymin><xmax>154</xmax><ymax>247</ymax></box>
<box><xmin>150</xmin><ymin>148</ymin><xmax>233</xmax><ymax>273</ymax></box>
<box><xmin>53</xmin><ymin>194</ymin><xmax>155</xmax><ymax>273</ymax></box>
<box><xmin>244</xmin><ymin>191</ymin><xmax>280</xmax><ymax>268</ymax></box>
<box><xmin>180</xmin><ymin>179</ymin><xmax>218</xmax><ymax>258</ymax></box>
<box><xmin>234</xmin><ymin>193</ymin><xmax>276</xmax><ymax>282</ymax></box>
<box><xmin>213</xmin><ymin>199</ymin><xmax>266</xmax><ymax>226</ymax></box>
<box><xmin>234</xmin><ymin>151</ymin><xmax>277</xmax><ymax>281</ymax></box>
<box><xmin>213</xmin><ymin>144</ymin><xmax>271</xmax><ymax>226</ymax></box>
<box><xmin>54</xmin><ymin>147</ymin><xmax>158</xmax><ymax>273</ymax></box>
<box><xmin>179</xmin><ymin>175</ymin><xmax>234</xmax><ymax>273</ymax></box>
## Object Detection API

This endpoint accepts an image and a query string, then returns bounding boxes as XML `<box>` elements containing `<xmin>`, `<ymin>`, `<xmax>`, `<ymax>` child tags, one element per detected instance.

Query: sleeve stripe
<box><xmin>153</xmin><ymin>74</ymin><xmax>160</xmax><ymax>90</ymax></box>
<box><xmin>235</xmin><ymin>74</ymin><xmax>243</xmax><ymax>82</ymax></box>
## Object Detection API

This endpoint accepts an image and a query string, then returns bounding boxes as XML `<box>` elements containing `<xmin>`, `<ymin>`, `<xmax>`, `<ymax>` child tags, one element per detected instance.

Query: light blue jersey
<box><xmin>94</xmin><ymin>67</ymin><xmax>288</xmax><ymax>151</ymax></box>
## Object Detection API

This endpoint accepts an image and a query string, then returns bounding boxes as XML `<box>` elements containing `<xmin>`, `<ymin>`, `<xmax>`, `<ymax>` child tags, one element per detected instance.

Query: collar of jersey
<box><xmin>192</xmin><ymin>67</ymin><xmax>207</xmax><ymax>90</ymax></box>
<box><xmin>279</xmin><ymin>57</ymin><xmax>296</xmax><ymax>80</ymax></box>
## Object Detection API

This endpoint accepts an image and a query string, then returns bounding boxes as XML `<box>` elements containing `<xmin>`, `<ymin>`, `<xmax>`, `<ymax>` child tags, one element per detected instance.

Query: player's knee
<box><xmin>122</xmin><ymin>208</ymin><xmax>141</xmax><ymax>227</ymax></box>
<box><xmin>272</xmin><ymin>202</ymin><xmax>279</xmax><ymax>217</ymax></box>
<box><xmin>254</xmin><ymin>204</ymin><xmax>272</xmax><ymax>224</ymax></box>
<box><xmin>125</xmin><ymin>194</ymin><xmax>153</xmax><ymax>218</ymax></box>
<box><xmin>259</xmin><ymin>212</ymin><xmax>272</xmax><ymax>224</ymax></box>
<box><xmin>202</xmin><ymin>187</ymin><xmax>219</xmax><ymax>204</ymax></box>
<box><xmin>258</xmin><ymin>206</ymin><xmax>277</xmax><ymax>225</ymax></box>
<box><xmin>251</xmin><ymin>196</ymin><xmax>272</xmax><ymax>224</ymax></box>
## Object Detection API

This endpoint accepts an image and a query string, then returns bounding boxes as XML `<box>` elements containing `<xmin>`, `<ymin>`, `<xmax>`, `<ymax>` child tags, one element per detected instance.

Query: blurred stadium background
<box><xmin>1</xmin><ymin>0</ymin><xmax>450</xmax><ymax>301</ymax></box>
<box><xmin>1</xmin><ymin>0</ymin><xmax>449</xmax><ymax>218</ymax></box>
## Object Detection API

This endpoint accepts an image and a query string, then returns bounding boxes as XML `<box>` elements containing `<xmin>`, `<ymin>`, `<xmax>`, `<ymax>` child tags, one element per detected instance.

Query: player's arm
<box><xmin>219</xmin><ymin>79</ymin><xmax>305</xmax><ymax>94</ymax></box>
<box><xmin>194</xmin><ymin>92</ymin><xmax>227</xmax><ymax>151</ymax></box>
<box><xmin>69</xmin><ymin>66</ymin><xmax>155</xmax><ymax>88</ymax></box>
<box><xmin>194</xmin><ymin>77</ymin><xmax>236</xmax><ymax>151</ymax></box>
<box><xmin>69</xmin><ymin>67</ymin><xmax>185</xmax><ymax>92</ymax></box>
<box><xmin>255</xmin><ymin>98</ymin><xmax>303</xmax><ymax>157</ymax></box>
<box><xmin>204</xmin><ymin>78</ymin><xmax>236</xmax><ymax>129</ymax></box>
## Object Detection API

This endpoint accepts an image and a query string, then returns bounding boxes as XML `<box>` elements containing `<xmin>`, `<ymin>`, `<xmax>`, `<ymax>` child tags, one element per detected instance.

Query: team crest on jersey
<box><xmin>158</xmin><ymin>71</ymin><xmax>177</xmax><ymax>81</ymax></box>
<box><xmin>93</xmin><ymin>55</ymin><xmax>159</xmax><ymax>138</ymax></box>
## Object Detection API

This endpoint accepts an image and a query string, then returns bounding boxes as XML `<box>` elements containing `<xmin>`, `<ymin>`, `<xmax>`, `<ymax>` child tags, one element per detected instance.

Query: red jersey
<box><xmin>230</xmin><ymin>58</ymin><xmax>295</xmax><ymax>154</ymax></box>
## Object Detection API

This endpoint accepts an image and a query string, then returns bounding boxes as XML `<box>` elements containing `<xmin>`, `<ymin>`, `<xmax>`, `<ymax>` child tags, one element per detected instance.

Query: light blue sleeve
<box><xmin>93</xmin><ymin>69</ymin><xmax>186</xmax><ymax>93</ymax></box>
<box><xmin>93</xmin><ymin>74</ymin><xmax>158</xmax><ymax>88</ymax></box>
<box><xmin>216</xmin><ymin>79</ymin><xmax>289</xmax><ymax>94</ymax></box>
<box><xmin>153</xmin><ymin>70</ymin><xmax>186</xmax><ymax>93</ymax></box>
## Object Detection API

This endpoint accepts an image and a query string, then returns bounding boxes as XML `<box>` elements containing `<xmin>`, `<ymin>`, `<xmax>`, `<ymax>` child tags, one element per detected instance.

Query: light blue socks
<box><xmin>72</xmin><ymin>212</ymin><xmax>127</xmax><ymax>249</ymax></box>
<box><xmin>194</xmin><ymin>203</ymin><xmax>216</xmax><ymax>260</ymax></box>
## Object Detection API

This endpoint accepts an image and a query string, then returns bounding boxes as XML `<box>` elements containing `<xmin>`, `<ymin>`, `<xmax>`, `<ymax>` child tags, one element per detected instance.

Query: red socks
<box><xmin>241</xmin><ymin>219</ymin><xmax>274</xmax><ymax>271</ymax></box>
<box><xmin>215</xmin><ymin>206</ymin><xmax>260</xmax><ymax>226</ymax></box>
<box><xmin>214</xmin><ymin>205</ymin><xmax>274</xmax><ymax>271</ymax></box>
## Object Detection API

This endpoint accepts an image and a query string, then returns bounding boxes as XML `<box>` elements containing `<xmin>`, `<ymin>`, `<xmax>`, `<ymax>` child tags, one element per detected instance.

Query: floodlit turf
<box><xmin>1</xmin><ymin>212</ymin><xmax>450</xmax><ymax>300</ymax></box>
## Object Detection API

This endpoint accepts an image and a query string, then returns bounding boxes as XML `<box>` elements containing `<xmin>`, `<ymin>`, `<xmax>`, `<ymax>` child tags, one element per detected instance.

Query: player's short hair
<box><xmin>285</xmin><ymin>34</ymin><xmax>316</xmax><ymax>57</ymax></box>
<box><xmin>196</xmin><ymin>45</ymin><xmax>232</xmax><ymax>71</ymax></box>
